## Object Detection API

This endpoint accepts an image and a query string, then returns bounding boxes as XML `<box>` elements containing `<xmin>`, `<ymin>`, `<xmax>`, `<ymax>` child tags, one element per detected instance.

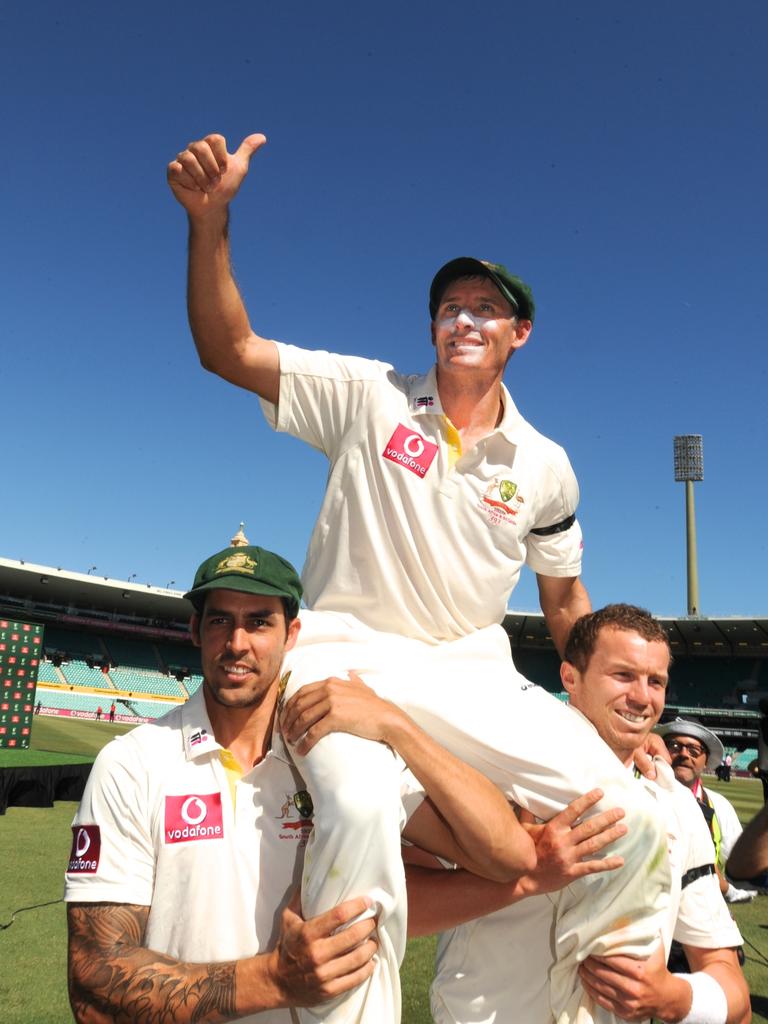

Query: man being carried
<box><xmin>65</xmin><ymin>542</ymin><xmax>535</xmax><ymax>1023</ymax></box>
<box><xmin>168</xmin><ymin>133</ymin><xmax>670</xmax><ymax>1023</ymax></box>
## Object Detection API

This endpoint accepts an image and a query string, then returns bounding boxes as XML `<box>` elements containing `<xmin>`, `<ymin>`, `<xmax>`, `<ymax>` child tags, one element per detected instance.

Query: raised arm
<box><xmin>536</xmin><ymin>574</ymin><xmax>591</xmax><ymax>657</ymax></box>
<box><xmin>167</xmin><ymin>132</ymin><xmax>280</xmax><ymax>402</ymax></box>
<box><xmin>67</xmin><ymin>895</ymin><xmax>377</xmax><ymax>1023</ymax></box>
<box><xmin>281</xmin><ymin>673</ymin><xmax>536</xmax><ymax>881</ymax></box>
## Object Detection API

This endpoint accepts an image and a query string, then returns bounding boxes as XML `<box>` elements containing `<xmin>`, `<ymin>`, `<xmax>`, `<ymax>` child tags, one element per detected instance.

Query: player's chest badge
<box><xmin>275</xmin><ymin>789</ymin><xmax>314</xmax><ymax>844</ymax></box>
<box><xmin>478</xmin><ymin>478</ymin><xmax>525</xmax><ymax>526</ymax></box>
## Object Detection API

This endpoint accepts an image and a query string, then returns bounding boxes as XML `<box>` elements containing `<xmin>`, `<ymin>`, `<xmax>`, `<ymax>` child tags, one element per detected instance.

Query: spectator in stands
<box><xmin>108</xmin><ymin>702</ymin><xmax>115</xmax><ymax>723</ymax></box>
<box><xmin>64</xmin><ymin>543</ymin><xmax>535</xmax><ymax>1023</ymax></box>
<box><xmin>95</xmin><ymin>706</ymin><xmax>102</xmax><ymax>721</ymax></box>
<box><xmin>657</xmin><ymin>718</ymin><xmax>755</xmax><ymax>903</ymax></box>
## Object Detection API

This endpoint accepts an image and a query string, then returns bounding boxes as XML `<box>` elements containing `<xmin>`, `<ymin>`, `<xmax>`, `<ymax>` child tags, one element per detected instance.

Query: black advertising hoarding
<box><xmin>0</xmin><ymin>618</ymin><xmax>44</xmax><ymax>749</ymax></box>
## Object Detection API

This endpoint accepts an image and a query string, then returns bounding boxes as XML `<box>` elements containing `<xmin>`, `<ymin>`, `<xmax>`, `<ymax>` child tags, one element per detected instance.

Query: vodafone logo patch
<box><xmin>165</xmin><ymin>793</ymin><xmax>223</xmax><ymax>844</ymax></box>
<box><xmin>382</xmin><ymin>424</ymin><xmax>438</xmax><ymax>479</ymax></box>
<box><xmin>68</xmin><ymin>825</ymin><xmax>101</xmax><ymax>873</ymax></box>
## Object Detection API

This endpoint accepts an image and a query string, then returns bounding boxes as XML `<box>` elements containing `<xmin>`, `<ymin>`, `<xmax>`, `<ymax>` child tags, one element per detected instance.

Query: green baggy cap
<box><xmin>429</xmin><ymin>257</ymin><xmax>535</xmax><ymax>322</ymax></box>
<box><xmin>184</xmin><ymin>545</ymin><xmax>303</xmax><ymax>619</ymax></box>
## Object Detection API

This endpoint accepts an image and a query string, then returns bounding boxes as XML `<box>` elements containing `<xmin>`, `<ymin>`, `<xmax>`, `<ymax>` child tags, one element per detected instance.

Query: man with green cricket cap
<box><xmin>168</xmin><ymin>131</ymin><xmax>670</xmax><ymax>1024</ymax></box>
<box><xmin>186</xmin><ymin>544</ymin><xmax>304</xmax><ymax>619</ymax></box>
<box><xmin>66</xmin><ymin>536</ymin><xmax>535</xmax><ymax>1023</ymax></box>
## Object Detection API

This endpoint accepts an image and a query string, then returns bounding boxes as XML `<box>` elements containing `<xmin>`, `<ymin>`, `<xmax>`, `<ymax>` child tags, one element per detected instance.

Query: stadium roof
<box><xmin>0</xmin><ymin>557</ymin><xmax>188</xmax><ymax>625</ymax></box>
<box><xmin>504</xmin><ymin>611</ymin><xmax>768</xmax><ymax>656</ymax></box>
<box><xmin>2</xmin><ymin>555</ymin><xmax>768</xmax><ymax>656</ymax></box>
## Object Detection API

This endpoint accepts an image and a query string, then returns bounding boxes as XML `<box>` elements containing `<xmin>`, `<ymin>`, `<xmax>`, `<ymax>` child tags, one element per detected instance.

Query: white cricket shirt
<box><xmin>65</xmin><ymin>689</ymin><xmax>320</xmax><ymax>1023</ymax></box>
<box><xmin>431</xmin><ymin>758</ymin><xmax>742</xmax><ymax>1023</ymax></box>
<box><xmin>261</xmin><ymin>345</ymin><xmax>583</xmax><ymax>644</ymax></box>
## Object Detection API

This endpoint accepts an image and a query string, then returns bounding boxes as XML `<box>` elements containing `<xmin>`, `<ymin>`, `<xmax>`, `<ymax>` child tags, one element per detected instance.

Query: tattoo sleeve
<box><xmin>67</xmin><ymin>903</ymin><xmax>239</xmax><ymax>1023</ymax></box>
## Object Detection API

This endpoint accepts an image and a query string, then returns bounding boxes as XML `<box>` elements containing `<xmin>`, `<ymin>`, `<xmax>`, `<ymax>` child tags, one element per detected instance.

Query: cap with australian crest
<box><xmin>429</xmin><ymin>257</ymin><xmax>536</xmax><ymax>322</ymax></box>
<box><xmin>185</xmin><ymin>525</ymin><xmax>302</xmax><ymax>619</ymax></box>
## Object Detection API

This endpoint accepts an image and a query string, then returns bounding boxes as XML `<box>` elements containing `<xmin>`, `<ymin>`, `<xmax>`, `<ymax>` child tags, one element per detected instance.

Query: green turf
<box><xmin>0</xmin><ymin>748</ymin><xmax>93</xmax><ymax>768</ymax></box>
<box><xmin>401</xmin><ymin>935</ymin><xmax>438</xmax><ymax>1023</ymax></box>
<box><xmin>29</xmin><ymin>714</ymin><xmax>135</xmax><ymax>755</ymax></box>
<box><xmin>0</xmin><ymin>721</ymin><xmax>765</xmax><ymax>1024</ymax></box>
<box><xmin>0</xmin><ymin>714</ymin><xmax>134</xmax><ymax>767</ymax></box>
<box><xmin>0</xmin><ymin>802</ymin><xmax>73</xmax><ymax>1023</ymax></box>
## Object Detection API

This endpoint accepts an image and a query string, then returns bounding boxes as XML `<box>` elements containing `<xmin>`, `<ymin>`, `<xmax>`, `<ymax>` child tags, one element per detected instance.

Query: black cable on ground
<box><xmin>742</xmin><ymin>933</ymin><xmax>768</xmax><ymax>968</ymax></box>
<box><xmin>0</xmin><ymin>897</ymin><xmax>63</xmax><ymax>930</ymax></box>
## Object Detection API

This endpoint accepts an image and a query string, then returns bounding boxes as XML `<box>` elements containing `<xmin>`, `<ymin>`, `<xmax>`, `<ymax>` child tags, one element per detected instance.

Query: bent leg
<box><xmin>284</xmin><ymin>618</ymin><xmax>669</xmax><ymax>1024</ymax></box>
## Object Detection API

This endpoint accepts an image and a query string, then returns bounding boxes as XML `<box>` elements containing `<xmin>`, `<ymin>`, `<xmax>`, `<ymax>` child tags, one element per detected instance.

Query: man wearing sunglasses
<box><xmin>656</xmin><ymin>718</ymin><xmax>754</xmax><ymax>904</ymax></box>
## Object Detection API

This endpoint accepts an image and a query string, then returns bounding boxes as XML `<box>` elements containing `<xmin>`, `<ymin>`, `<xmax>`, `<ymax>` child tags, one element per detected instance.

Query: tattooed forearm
<box><xmin>67</xmin><ymin>904</ymin><xmax>239</xmax><ymax>1024</ymax></box>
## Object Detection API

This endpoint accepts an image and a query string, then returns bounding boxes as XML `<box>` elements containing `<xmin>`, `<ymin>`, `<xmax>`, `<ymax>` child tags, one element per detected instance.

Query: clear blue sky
<box><xmin>3</xmin><ymin>1</ymin><xmax>766</xmax><ymax>617</ymax></box>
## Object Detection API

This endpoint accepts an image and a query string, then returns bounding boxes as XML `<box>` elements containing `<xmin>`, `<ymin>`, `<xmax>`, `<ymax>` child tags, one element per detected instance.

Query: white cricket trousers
<box><xmin>285</xmin><ymin>611</ymin><xmax>670</xmax><ymax>1024</ymax></box>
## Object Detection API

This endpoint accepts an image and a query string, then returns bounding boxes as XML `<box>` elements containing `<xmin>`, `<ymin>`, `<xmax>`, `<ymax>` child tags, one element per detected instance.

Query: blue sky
<box><xmin>3</xmin><ymin>1</ymin><xmax>766</xmax><ymax>617</ymax></box>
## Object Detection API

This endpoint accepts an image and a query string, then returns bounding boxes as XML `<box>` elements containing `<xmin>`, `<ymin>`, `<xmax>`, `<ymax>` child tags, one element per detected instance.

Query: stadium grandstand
<box><xmin>0</xmin><ymin>546</ymin><xmax>765</xmax><ymax>770</ymax></box>
<box><xmin>0</xmin><ymin>555</ymin><xmax>204</xmax><ymax>732</ymax></box>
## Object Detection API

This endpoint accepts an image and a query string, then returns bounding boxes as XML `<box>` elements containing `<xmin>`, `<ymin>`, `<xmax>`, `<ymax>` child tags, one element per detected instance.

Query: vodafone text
<box><xmin>382</xmin><ymin>424</ymin><xmax>438</xmax><ymax>479</ymax></box>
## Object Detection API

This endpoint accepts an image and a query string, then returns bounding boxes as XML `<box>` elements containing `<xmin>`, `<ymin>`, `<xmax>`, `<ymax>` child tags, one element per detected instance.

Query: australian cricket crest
<box><xmin>214</xmin><ymin>552</ymin><xmax>258</xmax><ymax>577</ymax></box>
<box><xmin>479</xmin><ymin>478</ymin><xmax>525</xmax><ymax>525</ymax></box>
<box><xmin>276</xmin><ymin>789</ymin><xmax>314</xmax><ymax>844</ymax></box>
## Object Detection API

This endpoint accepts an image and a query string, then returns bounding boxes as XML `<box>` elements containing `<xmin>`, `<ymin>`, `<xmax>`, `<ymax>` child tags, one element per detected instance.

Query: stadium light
<box><xmin>673</xmin><ymin>434</ymin><xmax>703</xmax><ymax>615</ymax></box>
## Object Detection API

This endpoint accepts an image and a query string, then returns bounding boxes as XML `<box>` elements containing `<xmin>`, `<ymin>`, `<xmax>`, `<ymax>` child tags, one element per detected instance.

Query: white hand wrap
<box><xmin>674</xmin><ymin>971</ymin><xmax>728</xmax><ymax>1024</ymax></box>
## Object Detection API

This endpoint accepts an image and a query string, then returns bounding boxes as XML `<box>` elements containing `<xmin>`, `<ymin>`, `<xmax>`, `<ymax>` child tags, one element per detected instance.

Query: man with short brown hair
<box><xmin>423</xmin><ymin>605</ymin><xmax>749</xmax><ymax>1024</ymax></box>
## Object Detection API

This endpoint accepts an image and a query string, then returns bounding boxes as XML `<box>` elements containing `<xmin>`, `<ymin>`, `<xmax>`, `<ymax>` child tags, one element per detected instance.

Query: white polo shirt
<box><xmin>64</xmin><ymin>689</ymin><xmax>369</xmax><ymax>1024</ymax></box>
<box><xmin>261</xmin><ymin>344</ymin><xmax>582</xmax><ymax>645</ymax></box>
<box><xmin>431</xmin><ymin>757</ymin><xmax>742</xmax><ymax>1024</ymax></box>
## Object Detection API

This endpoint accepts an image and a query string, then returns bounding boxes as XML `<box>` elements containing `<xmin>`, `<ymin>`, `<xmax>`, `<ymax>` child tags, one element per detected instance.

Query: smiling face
<box><xmin>191</xmin><ymin>590</ymin><xmax>300</xmax><ymax>712</ymax></box>
<box><xmin>562</xmin><ymin>626</ymin><xmax>670</xmax><ymax>765</ymax></box>
<box><xmin>431</xmin><ymin>276</ymin><xmax>531</xmax><ymax>378</ymax></box>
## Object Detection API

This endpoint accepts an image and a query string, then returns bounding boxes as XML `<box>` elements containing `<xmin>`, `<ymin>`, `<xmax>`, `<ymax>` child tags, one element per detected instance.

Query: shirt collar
<box><xmin>179</xmin><ymin>685</ymin><xmax>293</xmax><ymax>767</ymax></box>
<box><xmin>495</xmin><ymin>384</ymin><xmax>527</xmax><ymax>443</ymax></box>
<box><xmin>407</xmin><ymin>366</ymin><xmax>526</xmax><ymax>443</ymax></box>
<box><xmin>407</xmin><ymin>366</ymin><xmax>444</xmax><ymax>416</ymax></box>
<box><xmin>180</xmin><ymin>688</ymin><xmax>220</xmax><ymax>761</ymax></box>
<box><xmin>691</xmin><ymin>777</ymin><xmax>705</xmax><ymax>801</ymax></box>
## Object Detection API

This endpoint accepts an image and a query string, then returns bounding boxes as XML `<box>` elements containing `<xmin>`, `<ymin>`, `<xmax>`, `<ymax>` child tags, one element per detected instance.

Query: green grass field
<box><xmin>1</xmin><ymin>719</ymin><xmax>765</xmax><ymax>1022</ymax></box>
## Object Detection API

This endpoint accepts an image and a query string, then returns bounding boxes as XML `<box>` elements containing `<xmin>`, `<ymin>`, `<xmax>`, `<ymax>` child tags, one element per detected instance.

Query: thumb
<box><xmin>633</xmin><ymin>749</ymin><xmax>656</xmax><ymax>780</ymax></box>
<box><xmin>286</xmin><ymin>886</ymin><xmax>303</xmax><ymax>918</ymax></box>
<box><xmin>236</xmin><ymin>133</ymin><xmax>268</xmax><ymax>165</ymax></box>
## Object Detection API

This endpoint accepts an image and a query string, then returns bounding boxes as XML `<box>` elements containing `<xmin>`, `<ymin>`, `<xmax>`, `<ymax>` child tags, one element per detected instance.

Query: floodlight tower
<box><xmin>673</xmin><ymin>434</ymin><xmax>703</xmax><ymax>615</ymax></box>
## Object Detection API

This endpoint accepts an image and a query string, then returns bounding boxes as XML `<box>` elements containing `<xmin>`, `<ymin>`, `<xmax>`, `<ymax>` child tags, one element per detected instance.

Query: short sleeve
<box><xmin>673</xmin><ymin>787</ymin><xmax>743</xmax><ymax>949</ymax></box>
<box><xmin>674</xmin><ymin>872</ymin><xmax>743</xmax><ymax>948</ymax></box>
<box><xmin>64</xmin><ymin>738</ymin><xmax>156</xmax><ymax>906</ymax></box>
<box><xmin>399</xmin><ymin>765</ymin><xmax>426</xmax><ymax>828</ymax></box>
<box><xmin>258</xmin><ymin>343</ymin><xmax>395</xmax><ymax>459</ymax></box>
<box><xmin>524</xmin><ymin>448</ymin><xmax>583</xmax><ymax>577</ymax></box>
